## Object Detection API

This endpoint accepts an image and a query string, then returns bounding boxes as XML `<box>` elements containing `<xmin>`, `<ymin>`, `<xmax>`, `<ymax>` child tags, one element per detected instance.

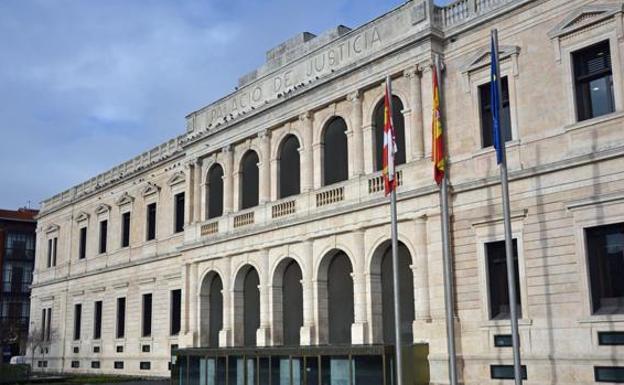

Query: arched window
<box><xmin>282</xmin><ymin>260</ymin><xmax>303</xmax><ymax>345</ymax></box>
<box><xmin>278</xmin><ymin>135</ymin><xmax>301</xmax><ymax>198</ymax></box>
<box><xmin>243</xmin><ymin>268</ymin><xmax>260</xmax><ymax>346</ymax></box>
<box><xmin>374</xmin><ymin>96</ymin><xmax>406</xmax><ymax>172</ymax></box>
<box><xmin>207</xmin><ymin>164</ymin><xmax>224</xmax><ymax>219</ymax></box>
<box><xmin>240</xmin><ymin>151</ymin><xmax>259</xmax><ymax>210</ymax></box>
<box><xmin>199</xmin><ymin>272</ymin><xmax>223</xmax><ymax>348</ymax></box>
<box><xmin>322</xmin><ymin>117</ymin><xmax>348</xmax><ymax>186</ymax></box>
<box><xmin>327</xmin><ymin>251</ymin><xmax>354</xmax><ymax>344</ymax></box>
<box><xmin>379</xmin><ymin>242</ymin><xmax>414</xmax><ymax>344</ymax></box>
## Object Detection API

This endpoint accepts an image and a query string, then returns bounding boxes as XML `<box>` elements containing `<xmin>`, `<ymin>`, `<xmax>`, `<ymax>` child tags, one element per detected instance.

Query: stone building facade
<box><xmin>30</xmin><ymin>0</ymin><xmax>624</xmax><ymax>383</ymax></box>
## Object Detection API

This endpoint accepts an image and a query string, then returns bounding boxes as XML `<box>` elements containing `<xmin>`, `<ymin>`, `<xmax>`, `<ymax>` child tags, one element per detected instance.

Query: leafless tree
<box><xmin>25</xmin><ymin>325</ymin><xmax>57</xmax><ymax>373</ymax></box>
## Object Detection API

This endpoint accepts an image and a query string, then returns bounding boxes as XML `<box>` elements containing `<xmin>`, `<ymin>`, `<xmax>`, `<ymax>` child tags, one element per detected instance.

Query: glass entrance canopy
<box><xmin>171</xmin><ymin>344</ymin><xmax>429</xmax><ymax>385</ymax></box>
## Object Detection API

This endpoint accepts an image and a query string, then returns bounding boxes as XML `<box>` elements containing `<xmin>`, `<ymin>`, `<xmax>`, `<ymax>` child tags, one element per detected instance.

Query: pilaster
<box><xmin>404</xmin><ymin>65</ymin><xmax>424</xmax><ymax>160</ymax></box>
<box><xmin>348</xmin><ymin>91</ymin><xmax>364</xmax><ymax>176</ymax></box>
<box><xmin>259</xmin><ymin>131</ymin><xmax>271</xmax><ymax>204</ymax></box>
<box><xmin>300</xmin><ymin>112</ymin><xmax>314</xmax><ymax>192</ymax></box>
<box><xmin>351</xmin><ymin>229</ymin><xmax>368</xmax><ymax>344</ymax></box>
<box><xmin>193</xmin><ymin>158</ymin><xmax>203</xmax><ymax>222</ymax></box>
<box><xmin>222</xmin><ymin>146</ymin><xmax>234</xmax><ymax>214</ymax></box>
<box><xmin>300</xmin><ymin>240</ymin><xmax>315</xmax><ymax>345</ymax></box>
<box><xmin>257</xmin><ymin>248</ymin><xmax>271</xmax><ymax>346</ymax></box>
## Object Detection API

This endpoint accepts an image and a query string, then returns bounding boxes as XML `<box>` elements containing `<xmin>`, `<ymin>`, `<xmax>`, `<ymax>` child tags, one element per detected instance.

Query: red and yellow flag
<box><xmin>432</xmin><ymin>64</ymin><xmax>445</xmax><ymax>185</ymax></box>
<box><xmin>382</xmin><ymin>77</ymin><xmax>397</xmax><ymax>195</ymax></box>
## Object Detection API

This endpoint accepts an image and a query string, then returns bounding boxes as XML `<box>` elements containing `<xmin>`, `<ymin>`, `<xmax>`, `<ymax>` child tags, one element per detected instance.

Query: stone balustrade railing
<box><xmin>194</xmin><ymin>164</ymin><xmax>419</xmax><ymax>241</ymax></box>
<box><xmin>434</xmin><ymin>0</ymin><xmax>517</xmax><ymax>28</ymax></box>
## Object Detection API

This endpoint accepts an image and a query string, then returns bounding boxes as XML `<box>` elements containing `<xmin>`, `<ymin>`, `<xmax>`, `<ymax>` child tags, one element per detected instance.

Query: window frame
<box><xmin>78</xmin><ymin>226</ymin><xmax>87</xmax><ymax>260</ymax></box>
<box><xmin>141</xmin><ymin>292</ymin><xmax>153</xmax><ymax>338</ymax></box>
<box><xmin>98</xmin><ymin>219</ymin><xmax>108</xmax><ymax>254</ymax></box>
<box><xmin>173</xmin><ymin>192</ymin><xmax>185</xmax><ymax>234</ymax></box>
<box><xmin>472</xmin><ymin>212</ymin><xmax>530</xmax><ymax>328</ymax></box>
<box><xmin>120</xmin><ymin>210</ymin><xmax>131</xmax><ymax>248</ymax></box>
<box><xmin>146</xmin><ymin>202</ymin><xmax>157</xmax><ymax>241</ymax></box>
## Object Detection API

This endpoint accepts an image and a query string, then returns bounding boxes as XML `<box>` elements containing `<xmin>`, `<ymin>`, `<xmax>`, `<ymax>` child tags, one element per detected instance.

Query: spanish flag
<box><xmin>382</xmin><ymin>76</ymin><xmax>397</xmax><ymax>196</ymax></box>
<box><xmin>432</xmin><ymin>63</ymin><xmax>445</xmax><ymax>185</ymax></box>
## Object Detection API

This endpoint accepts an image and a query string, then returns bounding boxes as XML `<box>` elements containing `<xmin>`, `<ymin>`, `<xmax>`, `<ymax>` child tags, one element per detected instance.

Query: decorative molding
<box><xmin>71</xmin><ymin>290</ymin><xmax>85</xmax><ymax>297</ymax></box>
<box><xmin>566</xmin><ymin>192</ymin><xmax>624</xmax><ymax>211</ymax></box>
<box><xmin>45</xmin><ymin>224</ymin><xmax>60</xmax><ymax>234</ymax></box>
<box><xmin>548</xmin><ymin>4</ymin><xmax>624</xmax><ymax>62</ymax></box>
<box><xmin>141</xmin><ymin>182</ymin><xmax>161</xmax><ymax>197</ymax></box>
<box><xmin>167</xmin><ymin>171</ymin><xmax>186</xmax><ymax>187</ymax></box>
<box><xmin>115</xmin><ymin>192</ymin><xmax>135</xmax><ymax>207</ymax></box>
<box><xmin>75</xmin><ymin>211</ymin><xmax>90</xmax><ymax>223</ymax></box>
<box><xmin>95</xmin><ymin>203</ymin><xmax>111</xmax><ymax>215</ymax></box>
<box><xmin>462</xmin><ymin>45</ymin><xmax>521</xmax><ymax>74</ymax></box>
<box><xmin>112</xmin><ymin>282</ymin><xmax>129</xmax><ymax>289</ymax></box>
<box><xmin>471</xmin><ymin>208</ymin><xmax>528</xmax><ymax>228</ymax></box>
<box><xmin>89</xmin><ymin>286</ymin><xmax>106</xmax><ymax>293</ymax></box>
<box><xmin>138</xmin><ymin>277</ymin><xmax>156</xmax><ymax>286</ymax></box>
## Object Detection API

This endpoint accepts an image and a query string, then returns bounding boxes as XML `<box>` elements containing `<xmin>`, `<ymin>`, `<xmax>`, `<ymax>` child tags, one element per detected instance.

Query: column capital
<box><xmin>403</xmin><ymin>64</ymin><xmax>422</xmax><ymax>78</ymax></box>
<box><xmin>258</xmin><ymin>129</ymin><xmax>270</xmax><ymax>140</ymax></box>
<box><xmin>221</xmin><ymin>144</ymin><xmax>233</xmax><ymax>154</ymax></box>
<box><xmin>299</xmin><ymin>111</ymin><xmax>313</xmax><ymax>122</ymax></box>
<box><xmin>346</xmin><ymin>90</ymin><xmax>361</xmax><ymax>103</ymax></box>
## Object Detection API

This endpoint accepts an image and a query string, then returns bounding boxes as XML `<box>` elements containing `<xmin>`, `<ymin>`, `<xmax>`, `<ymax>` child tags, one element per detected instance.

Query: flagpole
<box><xmin>435</xmin><ymin>54</ymin><xmax>459</xmax><ymax>385</ymax></box>
<box><xmin>492</xmin><ymin>29</ymin><xmax>523</xmax><ymax>385</ymax></box>
<box><xmin>387</xmin><ymin>75</ymin><xmax>404</xmax><ymax>385</ymax></box>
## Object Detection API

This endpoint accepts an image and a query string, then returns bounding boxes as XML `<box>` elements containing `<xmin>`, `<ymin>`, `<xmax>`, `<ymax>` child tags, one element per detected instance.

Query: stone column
<box><xmin>222</xmin><ymin>146</ymin><xmax>234</xmax><ymax>214</ymax></box>
<box><xmin>351</xmin><ymin>229</ymin><xmax>368</xmax><ymax>344</ymax></box>
<box><xmin>184</xmin><ymin>160</ymin><xmax>195</xmax><ymax>224</ymax></box>
<box><xmin>219</xmin><ymin>258</ymin><xmax>232</xmax><ymax>347</ymax></box>
<box><xmin>300</xmin><ymin>112</ymin><xmax>314</xmax><ymax>192</ymax></box>
<box><xmin>300</xmin><ymin>240</ymin><xmax>315</xmax><ymax>345</ymax></box>
<box><xmin>413</xmin><ymin>216</ymin><xmax>431</xmax><ymax>321</ymax></box>
<box><xmin>362</xmin><ymin>124</ymin><xmax>375</xmax><ymax>174</ymax></box>
<box><xmin>404</xmin><ymin>66</ymin><xmax>424</xmax><ymax>160</ymax></box>
<box><xmin>259</xmin><ymin>131</ymin><xmax>271</xmax><ymax>204</ymax></box>
<box><xmin>257</xmin><ymin>248</ymin><xmax>271</xmax><ymax>346</ymax></box>
<box><xmin>348</xmin><ymin>91</ymin><xmax>364</xmax><ymax>176</ymax></box>
<box><xmin>193</xmin><ymin>158</ymin><xmax>203</xmax><ymax>222</ymax></box>
<box><xmin>188</xmin><ymin>262</ymin><xmax>198</xmax><ymax>346</ymax></box>
<box><xmin>182</xmin><ymin>263</ymin><xmax>190</xmax><ymax>335</ymax></box>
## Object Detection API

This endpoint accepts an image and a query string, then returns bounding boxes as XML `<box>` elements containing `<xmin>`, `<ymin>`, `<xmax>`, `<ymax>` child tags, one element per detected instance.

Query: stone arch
<box><xmin>363</xmin><ymin>84</ymin><xmax>410</xmax><ymax>127</ymax></box>
<box><xmin>205</xmin><ymin>163</ymin><xmax>224</xmax><ymax>219</ymax></box>
<box><xmin>271</xmin><ymin>257</ymin><xmax>303</xmax><ymax>346</ymax></box>
<box><xmin>316</xmin><ymin>248</ymin><xmax>354</xmax><ymax>344</ymax></box>
<box><xmin>271</xmin><ymin>128</ymin><xmax>304</xmax><ymax>161</ymax></box>
<box><xmin>239</xmin><ymin>150</ymin><xmax>259</xmax><ymax>210</ymax></box>
<box><xmin>321</xmin><ymin>117</ymin><xmax>349</xmax><ymax>186</ymax></box>
<box><xmin>276</xmin><ymin>134</ymin><xmax>301</xmax><ymax>198</ymax></box>
<box><xmin>371</xmin><ymin>95</ymin><xmax>407</xmax><ymax>172</ymax></box>
<box><xmin>369</xmin><ymin>240</ymin><xmax>414</xmax><ymax>344</ymax></box>
<box><xmin>199</xmin><ymin>270</ymin><xmax>223</xmax><ymax>347</ymax></box>
<box><xmin>232</xmin><ymin>264</ymin><xmax>261</xmax><ymax>346</ymax></box>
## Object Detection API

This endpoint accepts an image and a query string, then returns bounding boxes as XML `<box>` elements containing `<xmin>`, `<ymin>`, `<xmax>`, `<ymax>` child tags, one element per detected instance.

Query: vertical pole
<box><xmin>390</xmin><ymin>189</ymin><xmax>403</xmax><ymax>385</ymax></box>
<box><xmin>492</xmin><ymin>29</ymin><xmax>523</xmax><ymax>385</ymax></box>
<box><xmin>387</xmin><ymin>75</ymin><xmax>404</xmax><ymax>385</ymax></box>
<box><xmin>435</xmin><ymin>54</ymin><xmax>459</xmax><ymax>385</ymax></box>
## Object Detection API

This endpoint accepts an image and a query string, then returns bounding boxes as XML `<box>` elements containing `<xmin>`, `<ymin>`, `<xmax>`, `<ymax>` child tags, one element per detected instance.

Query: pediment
<box><xmin>45</xmin><ymin>224</ymin><xmax>60</xmax><ymax>234</ymax></box>
<box><xmin>115</xmin><ymin>192</ymin><xmax>135</xmax><ymax>206</ymax></box>
<box><xmin>95</xmin><ymin>204</ymin><xmax>111</xmax><ymax>215</ymax></box>
<box><xmin>75</xmin><ymin>211</ymin><xmax>90</xmax><ymax>222</ymax></box>
<box><xmin>141</xmin><ymin>182</ymin><xmax>161</xmax><ymax>197</ymax></box>
<box><xmin>462</xmin><ymin>45</ymin><xmax>521</xmax><ymax>73</ymax></box>
<box><xmin>167</xmin><ymin>171</ymin><xmax>186</xmax><ymax>187</ymax></box>
<box><xmin>548</xmin><ymin>4</ymin><xmax>623</xmax><ymax>39</ymax></box>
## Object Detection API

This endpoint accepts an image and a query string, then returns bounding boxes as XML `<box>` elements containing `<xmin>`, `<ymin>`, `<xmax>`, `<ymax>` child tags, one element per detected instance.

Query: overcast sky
<box><xmin>0</xmin><ymin>0</ymin><xmax>449</xmax><ymax>209</ymax></box>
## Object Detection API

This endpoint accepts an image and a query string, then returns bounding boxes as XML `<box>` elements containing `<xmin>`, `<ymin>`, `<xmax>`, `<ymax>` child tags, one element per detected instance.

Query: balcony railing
<box><xmin>192</xmin><ymin>163</ymin><xmax>419</xmax><ymax>243</ymax></box>
<box><xmin>434</xmin><ymin>0</ymin><xmax>517</xmax><ymax>28</ymax></box>
<box><xmin>272</xmin><ymin>199</ymin><xmax>296</xmax><ymax>218</ymax></box>
<box><xmin>233</xmin><ymin>211</ymin><xmax>255</xmax><ymax>228</ymax></box>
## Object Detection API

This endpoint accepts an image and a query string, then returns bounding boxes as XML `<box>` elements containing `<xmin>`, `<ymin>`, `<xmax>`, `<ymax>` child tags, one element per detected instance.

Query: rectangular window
<box><xmin>116</xmin><ymin>345</ymin><xmax>124</xmax><ymax>353</ymax></box>
<box><xmin>142</xmin><ymin>293</ymin><xmax>152</xmax><ymax>337</ymax></box>
<box><xmin>486</xmin><ymin>239</ymin><xmax>522</xmax><ymax>320</ymax></box>
<box><xmin>598</xmin><ymin>331</ymin><xmax>624</xmax><ymax>346</ymax></box>
<box><xmin>146</xmin><ymin>203</ymin><xmax>157</xmax><ymax>241</ymax></box>
<box><xmin>479</xmin><ymin>76</ymin><xmax>512</xmax><ymax>148</ymax></box>
<box><xmin>586</xmin><ymin>223</ymin><xmax>624</xmax><ymax>314</ymax></box>
<box><xmin>573</xmin><ymin>40</ymin><xmax>615</xmax><ymax>121</ymax></box>
<box><xmin>491</xmin><ymin>365</ymin><xmax>527</xmax><ymax>380</ymax></box>
<box><xmin>46</xmin><ymin>307</ymin><xmax>52</xmax><ymax>341</ymax></box>
<box><xmin>142</xmin><ymin>344</ymin><xmax>151</xmax><ymax>353</ymax></box>
<box><xmin>47</xmin><ymin>239</ymin><xmax>52</xmax><ymax>268</ymax></box>
<box><xmin>52</xmin><ymin>237</ymin><xmax>57</xmax><ymax>266</ymax></box>
<box><xmin>91</xmin><ymin>361</ymin><xmax>100</xmax><ymax>369</ymax></box>
<box><xmin>99</xmin><ymin>220</ymin><xmax>107</xmax><ymax>254</ymax></box>
<box><xmin>73</xmin><ymin>346</ymin><xmax>79</xmax><ymax>353</ymax></box>
<box><xmin>71</xmin><ymin>361</ymin><xmax>80</xmax><ymax>368</ymax></box>
<box><xmin>41</xmin><ymin>308</ymin><xmax>46</xmax><ymax>340</ymax></box>
<box><xmin>174</xmin><ymin>192</ymin><xmax>185</xmax><ymax>233</ymax></box>
<box><xmin>170</xmin><ymin>289</ymin><xmax>181</xmax><ymax>336</ymax></box>
<box><xmin>114</xmin><ymin>361</ymin><xmax>124</xmax><ymax>369</ymax></box>
<box><xmin>494</xmin><ymin>334</ymin><xmax>513</xmax><ymax>348</ymax></box>
<box><xmin>595</xmin><ymin>366</ymin><xmax>624</xmax><ymax>382</ymax></box>
<box><xmin>140</xmin><ymin>361</ymin><xmax>151</xmax><ymax>370</ymax></box>
<box><xmin>116</xmin><ymin>297</ymin><xmax>126</xmax><ymax>339</ymax></box>
<box><xmin>93</xmin><ymin>301</ymin><xmax>102</xmax><ymax>340</ymax></box>
<box><xmin>93</xmin><ymin>346</ymin><xmax>100</xmax><ymax>353</ymax></box>
<box><xmin>121</xmin><ymin>212</ymin><xmax>131</xmax><ymax>248</ymax></box>
<box><xmin>73</xmin><ymin>303</ymin><xmax>82</xmax><ymax>341</ymax></box>
<box><xmin>79</xmin><ymin>227</ymin><xmax>87</xmax><ymax>260</ymax></box>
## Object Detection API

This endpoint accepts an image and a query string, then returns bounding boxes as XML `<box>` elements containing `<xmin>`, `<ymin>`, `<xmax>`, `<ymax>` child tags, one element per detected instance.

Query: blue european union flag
<box><xmin>490</xmin><ymin>34</ymin><xmax>502</xmax><ymax>164</ymax></box>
